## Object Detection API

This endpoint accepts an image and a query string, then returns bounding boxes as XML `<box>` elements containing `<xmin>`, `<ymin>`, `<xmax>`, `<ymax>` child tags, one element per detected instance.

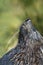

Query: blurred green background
<box><xmin>0</xmin><ymin>0</ymin><xmax>43</xmax><ymax>58</ymax></box>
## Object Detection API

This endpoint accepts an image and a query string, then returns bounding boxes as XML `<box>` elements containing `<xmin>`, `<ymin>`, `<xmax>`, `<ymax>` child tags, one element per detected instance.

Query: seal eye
<box><xmin>25</xmin><ymin>18</ymin><xmax>30</xmax><ymax>22</ymax></box>
<box><xmin>40</xmin><ymin>46</ymin><xmax>43</xmax><ymax>53</ymax></box>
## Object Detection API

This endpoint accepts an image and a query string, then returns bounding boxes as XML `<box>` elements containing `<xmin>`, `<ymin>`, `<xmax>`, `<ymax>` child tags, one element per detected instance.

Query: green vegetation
<box><xmin>0</xmin><ymin>0</ymin><xmax>43</xmax><ymax>57</ymax></box>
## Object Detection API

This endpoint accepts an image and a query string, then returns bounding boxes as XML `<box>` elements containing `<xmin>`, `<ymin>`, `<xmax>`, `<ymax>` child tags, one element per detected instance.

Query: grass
<box><xmin>0</xmin><ymin>0</ymin><xmax>43</xmax><ymax>58</ymax></box>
